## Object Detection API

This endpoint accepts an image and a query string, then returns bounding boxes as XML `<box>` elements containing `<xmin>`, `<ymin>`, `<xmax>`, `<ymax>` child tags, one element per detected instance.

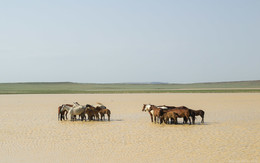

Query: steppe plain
<box><xmin>0</xmin><ymin>93</ymin><xmax>259</xmax><ymax>162</ymax></box>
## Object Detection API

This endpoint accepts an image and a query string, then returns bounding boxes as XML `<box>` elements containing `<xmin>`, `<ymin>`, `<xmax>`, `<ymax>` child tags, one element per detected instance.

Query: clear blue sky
<box><xmin>0</xmin><ymin>0</ymin><xmax>259</xmax><ymax>83</ymax></box>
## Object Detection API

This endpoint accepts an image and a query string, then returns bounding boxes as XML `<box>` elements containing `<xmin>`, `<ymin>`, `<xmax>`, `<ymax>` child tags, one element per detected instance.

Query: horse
<box><xmin>94</xmin><ymin>103</ymin><xmax>111</xmax><ymax>121</ymax></box>
<box><xmin>148</xmin><ymin>105</ymin><xmax>164</xmax><ymax>124</ymax></box>
<box><xmin>184</xmin><ymin>109</ymin><xmax>205</xmax><ymax>124</ymax></box>
<box><xmin>159</xmin><ymin>110</ymin><xmax>178</xmax><ymax>124</ymax></box>
<box><xmin>61</xmin><ymin>104</ymin><xmax>86</xmax><ymax>121</ymax></box>
<box><xmin>194</xmin><ymin>110</ymin><xmax>205</xmax><ymax>123</ymax></box>
<box><xmin>99</xmin><ymin>108</ymin><xmax>111</xmax><ymax>121</ymax></box>
<box><xmin>58</xmin><ymin>104</ymin><xmax>73</xmax><ymax>121</ymax></box>
<box><xmin>142</xmin><ymin>104</ymin><xmax>167</xmax><ymax>123</ymax></box>
<box><xmin>168</xmin><ymin>106</ymin><xmax>192</xmax><ymax>125</ymax></box>
<box><xmin>85</xmin><ymin>104</ymin><xmax>99</xmax><ymax>121</ymax></box>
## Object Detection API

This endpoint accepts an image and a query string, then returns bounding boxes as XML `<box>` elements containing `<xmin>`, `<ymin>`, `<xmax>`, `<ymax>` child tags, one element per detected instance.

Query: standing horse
<box><xmin>85</xmin><ymin>104</ymin><xmax>99</xmax><ymax>121</ymax></box>
<box><xmin>142</xmin><ymin>104</ymin><xmax>167</xmax><ymax>123</ymax></box>
<box><xmin>194</xmin><ymin>110</ymin><xmax>205</xmax><ymax>123</ymax></box>
<box><xmin>184</xmin><ymin>109</ymin><xmax>205</xmax><ymax>124</ymax></box>
<box><xmin>99</xmin><ymin>108</ymin><xmax>111</xmax><ymax>121</ymax></box>
<box><xmin>95</xmin><ymin>103</ymin><xmax>111</xmax><ymax>121</ymax></box>
<box><xmin>58</xmin><ymin>104</ymin><xmax>73</xmax><ymax>121</ymax></box>
<box><xmin>61</xmin><ymin>104</ymin><xmax>86</xmax><ymax>121</ymax></box>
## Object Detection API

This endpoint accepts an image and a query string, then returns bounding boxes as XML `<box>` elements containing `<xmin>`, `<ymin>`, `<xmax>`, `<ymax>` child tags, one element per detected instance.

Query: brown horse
<box><xmin>99</xmin><ymin>109</ymin><xmax>111</xmax><ymax>121</ymax></box>
<box><xmin>149</xmin><ymin>105</ymin><xmax>163</xmax><ymax>124</ymax></box>
<box><xmin>184</xmin><ymin>109</ymin><xmax>205</xmax><ymax>124</ymax></box>
<box><xmin>142</xmin><ymin>104</ymin><xmax>168</xmax><ymax>123</ymax></box>
<box><xmin>160</xmin><ymin>110</ymin><xmax>178</xmax><ymax>124</ymax></box>
<box><xmin>194</xmin><ymin>110</ymin><xmax>205</xmax><ymax>123</ymax></box>
<box><xmin>85</xmin><ymin>104</ymin><xmax>99</xmax><ymax>121</ymax></box>
<box><xmin>165</xmin><ymin>106</ymin><xmax>192</xmax><ymax>125</ymax></box>
<box><xmin>95</xmin><ymin>103</ymin><xmax>111</xmax><ymax>121</ymax></box>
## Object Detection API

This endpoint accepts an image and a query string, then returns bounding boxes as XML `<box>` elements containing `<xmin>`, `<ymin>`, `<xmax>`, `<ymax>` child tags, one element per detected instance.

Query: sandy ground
<box><xmin>0</xmin><ymin>93</ymin><xmax>259</xmax><ymax>163</ymax></box>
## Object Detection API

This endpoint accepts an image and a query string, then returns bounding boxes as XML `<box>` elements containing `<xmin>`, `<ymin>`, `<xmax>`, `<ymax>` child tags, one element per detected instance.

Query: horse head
<box><xmin>143</xmin><ymin>104</ymin><xmax>152</xmax><ymax>112</ymax></box>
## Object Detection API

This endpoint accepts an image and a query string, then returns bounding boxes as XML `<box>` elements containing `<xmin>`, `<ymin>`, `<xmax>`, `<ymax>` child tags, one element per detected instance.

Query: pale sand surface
<box><xmin>0</xmin><ymin>93</ymin><xmax>259</xmax><ymax>163</ymax></box>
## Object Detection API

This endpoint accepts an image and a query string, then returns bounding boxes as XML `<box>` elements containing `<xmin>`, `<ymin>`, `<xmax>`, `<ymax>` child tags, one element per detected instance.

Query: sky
<box><xmin>0</xmin><ymin>0</ymin><xmax>259</xmax><ymax>83</ymax></box>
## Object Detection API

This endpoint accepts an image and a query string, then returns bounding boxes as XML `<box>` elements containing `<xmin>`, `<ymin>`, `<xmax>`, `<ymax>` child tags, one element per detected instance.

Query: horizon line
<box><xmin>1</xmin><ymin>80</ymin><xmax>260</xmax><ymax>85</ymax></box>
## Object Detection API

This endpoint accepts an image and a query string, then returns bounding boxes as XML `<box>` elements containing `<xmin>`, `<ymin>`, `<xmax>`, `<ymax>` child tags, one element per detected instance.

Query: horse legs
<box><xmin>149</xmin><ymin>112</ymin><xmax>153</xmax><ymax>122</ymax></box>
<box><xmin>201</xmin><ymin>115</ymin><xmax>204</xmax><ymax>123</ymax></box>
<box><xmin>108</xmin><ymin>114</ymin><xmax>110</xmax><ymax>121</ymax></box>
<box><xmin>96</xmin><ymin>114</ymin><xmax>99</xmax><ymax>121</ymax></box>
<box><xmin>100</xmin><ymin>113</ymin><xmax>104</xmax><ymax>121</ymax></box>
<box><xmin>183</xmin><ymin>117</ymin><xmax>187</xmax><ymax>124</ymax></box>
<box><xmin>65</xmin><ymin>111</ymin><xmax>68</xmax><ymax>120</ymax></box>
<box><xmin>192</xmin><ymin>116</ymin><xmax>195</xmax><ymax>124</ymax></box>
<box><xmin>187</xmin><ymin>116</ymin><xmax>191</xmax><ymax>125</ymax></box>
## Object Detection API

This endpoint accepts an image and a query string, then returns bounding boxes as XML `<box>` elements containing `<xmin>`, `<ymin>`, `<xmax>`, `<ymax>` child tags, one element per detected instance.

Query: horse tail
<box><xmin>58</xmin><ymin>106</ymin><xmax>62</xmax><ymax>120</ymax></box>
<box><xmin>107</xmin><ymin>109</ymin><xmax>111</xmax><ymax>115</ymax></box>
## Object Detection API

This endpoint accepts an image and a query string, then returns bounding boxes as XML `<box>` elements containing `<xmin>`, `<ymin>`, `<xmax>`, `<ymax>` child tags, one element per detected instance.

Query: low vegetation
<box><xmin>0</xmin><ymin>81</ymin><xmax>260</xmax><ymax>94</ymax></box>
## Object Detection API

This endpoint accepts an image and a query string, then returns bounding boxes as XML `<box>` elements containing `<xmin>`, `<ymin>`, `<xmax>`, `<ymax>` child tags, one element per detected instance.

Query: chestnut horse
<box><xmin>159</xmin><ymin>106</ymin><xmax>192</xmax><ymax>125</ymax></box>
<box><xmin>142</xmin><ymin>104</ymin><xmax>167</xmax><ymax>123</ymax></box>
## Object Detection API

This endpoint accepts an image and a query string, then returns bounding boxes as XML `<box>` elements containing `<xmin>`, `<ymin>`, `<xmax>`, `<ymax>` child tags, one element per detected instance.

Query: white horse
<box><xmin>62</xmin><ymin>103</ymin><xmax>86</xmax><ymax>121</ymax></box>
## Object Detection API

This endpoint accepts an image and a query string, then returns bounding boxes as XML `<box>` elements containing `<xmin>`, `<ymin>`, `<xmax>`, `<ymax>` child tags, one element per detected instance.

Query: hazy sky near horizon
<box><xmin>0</xmin><ymin>0</ymin><xmax>259</xmax><ymax>83</ymax></box>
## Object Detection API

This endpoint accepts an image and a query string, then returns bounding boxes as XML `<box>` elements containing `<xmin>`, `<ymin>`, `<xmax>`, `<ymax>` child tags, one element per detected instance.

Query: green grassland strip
<box><xmin>1</xmin><ymin>82</ymin><xmax>260</xmax><ymax>94</ymax></box>
<box><xmin>1</xmin><ymin>89</ymin><xmax>260</xmax><ymax>94</ymax></box>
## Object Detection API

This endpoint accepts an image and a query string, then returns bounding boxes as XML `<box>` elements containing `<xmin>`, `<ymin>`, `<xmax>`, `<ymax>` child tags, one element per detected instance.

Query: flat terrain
<box><xmin>1</xmin><ymin>80</ymin><xmax>260</xmax><ymax>94</ymax></box>
<box><xmin>0</xmin><ymin>94</ymin><xmax>259</xmax><ymax>162</ymax></box>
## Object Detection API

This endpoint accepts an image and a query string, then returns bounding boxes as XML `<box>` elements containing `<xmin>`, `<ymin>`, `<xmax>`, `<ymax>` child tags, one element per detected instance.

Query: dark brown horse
<box><xmin>194</xmin><ymin>110</ymin><xmax>205</xmax><ymax>123</ymax></box>
<box><xmin>184</xmin><ymin>109</ymin><xmax>204</xmax><ymax>123</ymax></box>
<box><xmin>85</xmin><ymin>104</ymin><xmax>99</xmax><ymax>121</ymax></box>
<box><xmin>183</xmin><ymin>109</ymin><xmax>205</xmax><ymax>124</ymax></box>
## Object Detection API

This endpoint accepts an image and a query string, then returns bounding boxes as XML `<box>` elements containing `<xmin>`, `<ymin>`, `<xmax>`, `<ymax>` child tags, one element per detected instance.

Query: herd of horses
<box><xmin>58</xmin><ymin>102</ymin><xmax>205</xmax><ymax>125</ymax></box>
<box><xmin>58</xmin><ymin>102</ymin><xmax>111</xmax><ymax>121</ymax></box>
<box><xmin>142</xmin><ymin>104</ymin><xmax>205</xmax><ymax>125</ymax></box>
